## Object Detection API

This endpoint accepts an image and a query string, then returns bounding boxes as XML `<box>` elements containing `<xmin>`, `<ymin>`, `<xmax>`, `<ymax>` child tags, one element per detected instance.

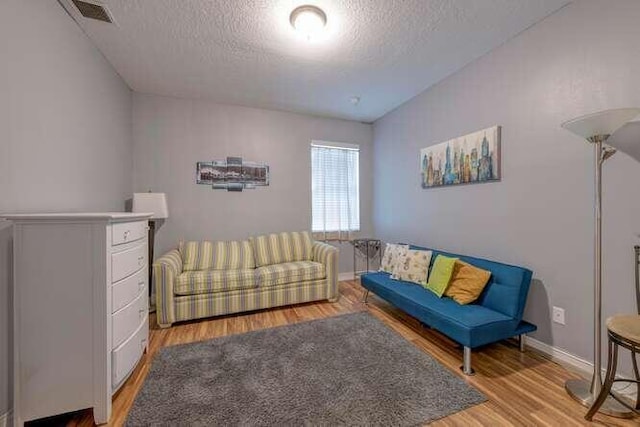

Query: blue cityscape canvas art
<box><xmin>420</xmin><ymin>126</ymin><xmax>501</xmax><ymax>188</ymax></box>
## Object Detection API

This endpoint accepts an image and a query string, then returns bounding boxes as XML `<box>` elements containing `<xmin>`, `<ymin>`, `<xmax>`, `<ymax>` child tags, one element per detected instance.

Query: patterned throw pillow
<box><xmin>379</xmin><ymin>243</ymin><xmax>409</xmax><ymax>274</ymax></box>
<box><xmin>391</xmin><ymin>249</ymin><xmax>433</xmax><ymax>285</ymax></box>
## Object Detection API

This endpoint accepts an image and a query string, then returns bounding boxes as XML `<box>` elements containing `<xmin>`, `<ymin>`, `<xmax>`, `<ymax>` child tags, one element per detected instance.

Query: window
<box><xmin>311</xmin><ymin>141</ymin><xmax>360</xmax><ymax>240</ymax></box>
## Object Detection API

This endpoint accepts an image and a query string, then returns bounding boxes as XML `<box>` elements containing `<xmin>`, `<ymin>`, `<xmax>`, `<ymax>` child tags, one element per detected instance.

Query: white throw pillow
<box><xmin>379</xmin><ymin>243</ymin><xmax>409</xmax><ymax>274</ymax></box>
<box><xmin>391</xmin><ymin>249</ymin><xmax>433</xmax><ymax>286</ymax></box>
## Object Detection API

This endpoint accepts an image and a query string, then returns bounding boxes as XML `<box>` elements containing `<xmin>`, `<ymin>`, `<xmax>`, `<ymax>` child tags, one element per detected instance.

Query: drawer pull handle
<box><xmin>123</xmin><ymin>230</ymin><xmax>130</xmax><ymax>240</ymax></box>
<box><xmin>138</xmin><ymin>281</ymin><xmax>145</xmax><ymax>289</ymax></box>
<box><xmin>139</xmin><ymin>308</ymin><xmax>146</xmax><ymax>318</ymax></box>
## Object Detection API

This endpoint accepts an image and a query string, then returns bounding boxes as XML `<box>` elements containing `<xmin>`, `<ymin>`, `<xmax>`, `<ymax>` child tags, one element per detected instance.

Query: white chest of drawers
<box><xmin>4</xmin><ymin>213</ymin><xmax>152</xmax><ymax>425</ymax></box>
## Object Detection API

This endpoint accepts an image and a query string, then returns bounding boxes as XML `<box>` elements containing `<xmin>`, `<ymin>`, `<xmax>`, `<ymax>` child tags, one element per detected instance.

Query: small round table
<box><xmin>585</xmin><ymin>314</ymin><xmax>640</xmax><ymax>420</ymax></box>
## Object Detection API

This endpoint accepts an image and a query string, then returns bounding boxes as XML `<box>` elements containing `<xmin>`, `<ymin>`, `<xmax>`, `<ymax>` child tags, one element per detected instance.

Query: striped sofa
<box><xmin>153</xmin><ymin>231</ymin><xmax>338</xmax><ymax>328</ymax></box>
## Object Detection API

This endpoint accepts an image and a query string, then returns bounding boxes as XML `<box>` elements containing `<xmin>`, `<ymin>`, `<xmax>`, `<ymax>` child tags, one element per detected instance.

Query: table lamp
<box><xmin>132</xmin><ymin>192</ymin><xmax>169</xmax><ymax>304</ymax></box>
<box><xmin>561</xmin><ymin>108</ymin><xmax>640</xmax><ymax>417</ymax></box>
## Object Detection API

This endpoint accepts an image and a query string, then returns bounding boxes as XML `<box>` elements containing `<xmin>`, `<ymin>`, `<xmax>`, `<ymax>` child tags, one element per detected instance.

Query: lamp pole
<box><xmin>560</xmin><ymin>108</ymin><xmax>640</xmax><ymax>418</ymax></box>
<box><xmin>591</xmin><ymin>137</ymin><xmax>606</xmax><ymax>397</ymax></box>
<box><xmin>564</xmin><ymin>137</ymin><xmax>630</xmax><ymax>417</ymax></box>
<box><xmin>148</xmin><ymin>219</ymin><xmax>156</xmax><ymax>300</ymax></box>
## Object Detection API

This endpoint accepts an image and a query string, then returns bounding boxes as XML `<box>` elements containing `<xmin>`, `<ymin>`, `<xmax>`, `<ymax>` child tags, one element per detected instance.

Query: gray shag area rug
<box><xmin>126</xmin><ymin>312</ymin><xmax>486</xmax><ymax>426</ymax></box>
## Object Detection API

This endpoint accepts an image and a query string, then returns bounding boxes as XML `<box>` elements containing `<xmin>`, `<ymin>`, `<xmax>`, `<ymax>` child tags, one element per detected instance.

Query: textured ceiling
<box><xmin>62</xmin><ymin>0</ymin><xmax>569</xmax><ymax>122</ymax></box>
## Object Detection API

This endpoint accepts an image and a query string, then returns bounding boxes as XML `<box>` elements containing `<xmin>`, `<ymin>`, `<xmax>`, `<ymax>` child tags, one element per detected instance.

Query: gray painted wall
<box><xmin>0</xmin><ymin>0</ymin><xmax>133</xmax><ymax>418</ymax></box>
<box><xmin>132</xmin><ymin>93</ymin><xmax>373</xmax><ymax>273</ymax></box>
<box><xmin>373</xmin><ymin>0</ymin><xmax>640</xmax><ymax>363</ymax></box>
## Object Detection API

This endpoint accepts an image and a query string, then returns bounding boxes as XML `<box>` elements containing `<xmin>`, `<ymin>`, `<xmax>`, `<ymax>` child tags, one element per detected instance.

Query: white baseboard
<box><xmin>526</xmin><ymin>337</ymin><xmax>593</xmax><ymax>375</ymax></box>
<box><xmin>526</xmin><ymin>337</ymin><xmax>637</xmax><ymax>400</ymax></box>
<box><xmin>338</xmin><ymin>272</ymin><xmax>356</xmax><ymax>281</ymax></box>
<box><xmin>0</xmin><ymin>410</ymin><xmax>11</xmax><ymax>427</ymax></box>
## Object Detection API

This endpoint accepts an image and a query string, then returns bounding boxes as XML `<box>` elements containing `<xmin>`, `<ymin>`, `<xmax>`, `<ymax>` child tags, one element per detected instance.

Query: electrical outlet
<box><xmin>553</xmin><ymin>306</ymin><xmax>565</xmax><ymax>325</ymax></box>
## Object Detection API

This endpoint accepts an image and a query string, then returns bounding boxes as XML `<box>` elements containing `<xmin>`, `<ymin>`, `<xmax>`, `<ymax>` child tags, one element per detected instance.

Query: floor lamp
<box><xmin>132</xmin><ymin>192</ymin><xmax>169</xmax><ymax>306</ymax></box>
<box><xmin>561</xmin><ymin>108</ymin><xmax>640</xmax><ymax>417</ymax></box>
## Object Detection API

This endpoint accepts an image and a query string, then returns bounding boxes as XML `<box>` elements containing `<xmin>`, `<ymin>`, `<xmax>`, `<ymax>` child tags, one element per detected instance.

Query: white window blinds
<box><xmin>311</xmin><ymin>142</ymin><xmax>360</xmax><ymax>241</ymax></box>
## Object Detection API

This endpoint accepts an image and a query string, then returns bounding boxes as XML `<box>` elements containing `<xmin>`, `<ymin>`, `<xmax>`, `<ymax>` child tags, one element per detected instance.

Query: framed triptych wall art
<box><xmin>196</xmin><ymin>157</ymin><xmax>269</xmax><ymax>192</ymax></box>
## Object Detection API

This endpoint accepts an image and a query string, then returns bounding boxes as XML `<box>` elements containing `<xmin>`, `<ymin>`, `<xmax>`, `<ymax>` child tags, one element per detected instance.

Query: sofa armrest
<box><xmin>153</xmin><ymin>249</ymin><xmax>183</xmax><ymax>327</ymax></box>
<box><xmin>312</xmin><ymin>241</ymin><xmax>339</xmax><ymax>299</ymax></box>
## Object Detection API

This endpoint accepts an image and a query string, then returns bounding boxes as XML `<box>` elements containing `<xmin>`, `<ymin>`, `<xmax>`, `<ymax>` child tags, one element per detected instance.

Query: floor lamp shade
<box><xmin>608</xmin><ymin>121</ymin><xmax>640</xmax><ymax>163</ymax></box>
<box><xmin>132</xmin><ymin>193</ymin><xmax>169</xmax><ymax>219</ymax></box>
<box><xmin>561</xmin><ymin>108</ymin><xmax>640</xmax><ymax>140</ymax></box>
<box><xmin>561</xmin><ymin>107</ymin><xmax>640</xmax><ymax>418</ymax></box>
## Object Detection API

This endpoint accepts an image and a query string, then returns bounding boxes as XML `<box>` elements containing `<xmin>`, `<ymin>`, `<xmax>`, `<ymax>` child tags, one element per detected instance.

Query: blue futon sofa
<box><xmin>360</xmin><ymin>245</ymin><xmax>537</xmax><ymax>375</ymax></box>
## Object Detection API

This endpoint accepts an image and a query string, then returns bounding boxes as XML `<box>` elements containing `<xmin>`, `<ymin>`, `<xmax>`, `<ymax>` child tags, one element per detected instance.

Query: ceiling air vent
<box><xmin>71</xmin><ymin>0</ymin><xmax>113</xmax><ymax>23</ymax></box>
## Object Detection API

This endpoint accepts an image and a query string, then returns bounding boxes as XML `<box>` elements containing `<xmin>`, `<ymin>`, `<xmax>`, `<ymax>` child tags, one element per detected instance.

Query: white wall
<box><xmin>372</xmin><ymin>0</ymin><xmax>640</xmax><ymax>363</ymax></box>
<box><xmin>0</xmin><ymin>0</ymin><xmax>133</xmax><ymax>419</ymax></box>
<box><xmin>132</xmin><ymin>94</ymin><xmax>373</xmax><ymax>273</ymax></box>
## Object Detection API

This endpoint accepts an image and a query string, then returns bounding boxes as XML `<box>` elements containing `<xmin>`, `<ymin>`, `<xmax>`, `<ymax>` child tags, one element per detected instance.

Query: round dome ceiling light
<box><xmin>290</xmin><ymin>5</ymin><xmax>327</xmax><ymax>41</ymax></box>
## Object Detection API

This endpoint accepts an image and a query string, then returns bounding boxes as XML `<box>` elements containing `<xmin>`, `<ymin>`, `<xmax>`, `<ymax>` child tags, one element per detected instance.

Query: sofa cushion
<box><xmin>180</xmin><ymin>240</ymin><xmax>255</xmax><ymax>271</ymax></box>
<box><xmin>175</xmin><ymin>269</ymin><xmax>256</xmax><ymax>296</ymax></box>
<box><xmin>256</xmin><ymin>261</ymin><xmax>325</xmax><ymax>287</ymax></box>
<box><xmin>251</xmin><ymin>231</ymin><xmax>313</xmax><ymax>267</ymax></box>
<box><xmin>361</xmin><ymin>272</ymin><xmax>517</xmax><ymax>348</ymax></box>
<box><xmin>411</xmin><ymin>245</ymin><xmax>533</xmax><ymax>321</ymax></box>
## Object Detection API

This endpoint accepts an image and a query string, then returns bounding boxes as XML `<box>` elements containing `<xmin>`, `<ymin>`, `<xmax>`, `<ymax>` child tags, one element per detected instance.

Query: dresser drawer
<box><xmin>112</xmin><ymin>267</ymin><xmax>146</xmax><ymax>313</ymax></box>
<box><xmin>112</xmin><ymin>314</ymin><xmax>148</xmax><ymax>391</ymax></box>
<box><xmin>113</xmin><ymin>290</ymin><xmax>147</xmax><ymax>348</ymax></box>
<box><xmin>112</xmin><ymin>220</ymin><xmax>148</xmax><ymax>246</ymax></box>
<box><xmin>112</xmin><ymin>243</ymin><xmax>146</xmax><ymax>283</ymax></box>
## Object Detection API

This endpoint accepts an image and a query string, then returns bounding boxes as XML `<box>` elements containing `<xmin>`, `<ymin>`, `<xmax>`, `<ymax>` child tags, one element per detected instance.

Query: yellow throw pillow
<box><xmin>391</xmin><ymin>249</ymin><xmax>433</xmax><ymax>285</ymax></box>
<box><xmin>425</xmin><ymin>255</ymin><xmax>458</xmax><ymax>297</ymax></box>
<box><xmin>445</xmin><ymin>260</ymin><xmax>492</xmax><ymax>305</ymax></box>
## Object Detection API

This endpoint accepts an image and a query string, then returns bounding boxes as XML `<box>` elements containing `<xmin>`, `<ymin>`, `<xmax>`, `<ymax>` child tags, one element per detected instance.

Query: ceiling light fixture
<box><xmin>290</xmin><ymin>5</ymin><xmax>327</xmax><ymax>41</ymax></box>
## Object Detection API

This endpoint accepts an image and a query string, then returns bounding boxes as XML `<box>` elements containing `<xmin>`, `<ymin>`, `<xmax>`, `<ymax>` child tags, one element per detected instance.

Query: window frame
<box><xmin>310</xmin><ymin>140</ymin><xmax>361</xmax><ymax>234</ymax></box>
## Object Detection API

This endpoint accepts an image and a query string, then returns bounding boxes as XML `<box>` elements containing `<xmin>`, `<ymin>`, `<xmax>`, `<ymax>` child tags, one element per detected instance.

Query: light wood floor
<box><xmin>60</xmin><ymin>280</ymin><xmax>637</xmax><ymax>426</ymax></box>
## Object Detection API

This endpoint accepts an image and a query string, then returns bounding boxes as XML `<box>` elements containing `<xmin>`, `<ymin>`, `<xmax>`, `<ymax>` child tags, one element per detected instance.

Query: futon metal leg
<box><xmin>362</xmin><ymin>289</ymin><xmax>370</xmax><ymax>303</ymax></box>
<box><xmin>519</xmin><ymin>334</ymin><xmax>526</xmax><ymax>352</ymax></box>
<box><xmin>461</xmin><ymin>346</ymin><xmax>475</xmax><ymax>376</ymax></box>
